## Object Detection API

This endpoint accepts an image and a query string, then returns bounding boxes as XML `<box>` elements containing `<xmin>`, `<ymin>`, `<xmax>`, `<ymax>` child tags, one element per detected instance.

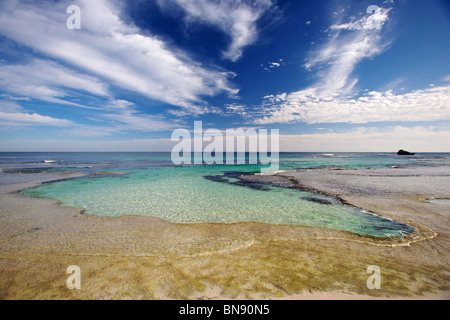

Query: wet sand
<box><xmin>0</xmin><ymin>166</ymin><xmax>449</xmax><ymax>300</ymax></box>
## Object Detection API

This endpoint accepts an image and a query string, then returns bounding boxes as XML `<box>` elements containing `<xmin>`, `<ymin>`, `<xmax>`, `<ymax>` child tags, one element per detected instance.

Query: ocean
<box><xmin>2</xmin><ymin>152</ymin><xmax>449</xmax><ymax>238</ymax></box>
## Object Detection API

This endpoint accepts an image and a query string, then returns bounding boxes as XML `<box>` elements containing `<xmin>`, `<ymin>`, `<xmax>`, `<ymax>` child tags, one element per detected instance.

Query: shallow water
<box><xmin>8</xmin><ymin>152</ymin><xmax>449</xmax><ymax>238</ymax></box>
<box><xmin>21</xmin><ymin>164</ymin><xmax>418</xmax><ymax>238</ymax></box>
<box><xmin>427</xmin><ymin>199</ymin><xmax>450</xmax><ymax>206</ymax></box>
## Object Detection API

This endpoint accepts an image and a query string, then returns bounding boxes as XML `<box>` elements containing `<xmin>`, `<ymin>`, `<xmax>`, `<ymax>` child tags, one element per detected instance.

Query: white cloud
<box><xmin>0</xmin><ymin>101</ymin><xmax>75</xmax><ymax>127</ymax></box>
<box><xmin>0</xmin><ymin>98</ymin><xmax>179</xmax><ymax>136</ymax></box>
<box><xmin>0</xmin><ymin>112</ymin><xmax>74</xmax><ymax>127</ymax></box>
<box><xmin>161</xmin><ymin>0</ymin><xmax>276</xmax><ymax>62</ymax></box>
<box><xmin>256</xmin><ymin>85</ymin><xmax>450</xmax><ymax>125</ymax></box>
<box><xmin>330</xmin><ymin>8</ymin><xmax>391</xmax><ymax>31</ymax></box>
<box><xmin>261</xmin><ymin>58</ymin><xmax>284</xmax><ymax>72</ymax></box>
<box><xmin>305</xmin><ymin>12</ymin><xmax>391</xmax><ymax>96</ymax></box>
<box><xmin>0</xmin><ymin>0</ymin><xmax>238</xmax><ymax>113</ymax></box>
<box><xmin>103</xmin><ymin>113</ymin><xmax>179</xmax><ymax>133</ymax></box>
<box><xmin>224</xmin><ymin>103</ymin><xmax>250</xmax><ymax>118</ymax></box>
<box><xmin>102</xmin><ymin>99</ymin><xmax>181</xmax><ymax>131</ymax></box>
<box><xmin>71</xmin><ymin>99</ymin><xmax>180</xmax><ymax>135</ymax></box>
<box><xmin>0</xmin><ymin>59</ymin><xmax>108</xmax><ymax>108</ymax></box>
<box><xmin>0</xmin><ymin>101</ymin><xmax>22</xmax><ymax>114</ymax></box>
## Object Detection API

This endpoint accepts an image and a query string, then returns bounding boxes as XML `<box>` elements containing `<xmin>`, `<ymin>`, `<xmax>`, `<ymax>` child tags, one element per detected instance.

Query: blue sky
<box><xmin>0</xmin><ymin>0</ymin><xmax>449</xmax><ymax>152</ymax></box>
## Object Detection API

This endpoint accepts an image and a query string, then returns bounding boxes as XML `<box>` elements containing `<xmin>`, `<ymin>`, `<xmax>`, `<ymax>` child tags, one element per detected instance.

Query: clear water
<box><xmin>4</xmin><ymin>152</ymin><xmax>449</xmax><ymax>238</ymax></box>
<box><xmin>427</xmin><ymin>199</ymin><xmax>450</xmax><ymax>206</ymax></box>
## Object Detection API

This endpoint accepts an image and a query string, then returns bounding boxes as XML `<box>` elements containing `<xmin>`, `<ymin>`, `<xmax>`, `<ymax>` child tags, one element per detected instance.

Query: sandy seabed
<box><xmin>0</xmin><ymin>166</ymin><xmax>449</xmax><ymax>300</ymax></box>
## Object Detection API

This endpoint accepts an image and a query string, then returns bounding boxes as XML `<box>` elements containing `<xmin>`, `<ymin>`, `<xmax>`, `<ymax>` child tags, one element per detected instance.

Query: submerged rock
<box><xmin>204</xmin><ymin>172</ymin><xmax>272</xmax><ymax>191</ymax></box>
<box><xmin>302</xmin><ymin>197</ymin><xmax>334</xmax><ymax>205</ymax></box>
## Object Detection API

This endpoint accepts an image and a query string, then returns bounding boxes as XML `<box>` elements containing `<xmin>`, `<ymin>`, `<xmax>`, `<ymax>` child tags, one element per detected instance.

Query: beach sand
<box><xmin>0</xmin><ymin>166</ymin><xmax>449</xmax><ymax>300</ymax></box>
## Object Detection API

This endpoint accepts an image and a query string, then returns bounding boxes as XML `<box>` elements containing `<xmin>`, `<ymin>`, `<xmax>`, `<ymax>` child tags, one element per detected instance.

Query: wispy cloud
<box><xmin>160</xmin><ymin>0</ymin><xmax>277</xmax><ymax>62</ymax></box>
<box><xmin>0</xmin><ymin>0</ymin><xmax>238</xmax><ymax>114</ymax></box>
<box><xmin>381</xmin><ymin>77</ymin><xmax>407</xmax><ymax>92</ymax></box>
<box><xmin>0</xmin><ymin>101</ymin><xmax>75</xmax><ymax>127</ymax></box>
<box><xmin>100</xmin><ymin>99</ymin><xmax>181</xmax><ymax>132</ymax></box>
<box><xmin>224</xmin><ymin>103</ymin><xmax>250</xmax><ymax>118</ymax></box>
<box><xmin>60</xmin><ymin>99</ymin><xmax>181</xmax><ymax>137</ymax></box>
<box><xmin>330</xmin><ymin>7</ymin><xmax>391</xmax><ymax>31</ymax></box>
<box><xmin>305</xmin><ymin>7</ymin><xmax>392</xmax><ymax>96</ymax></box>
<box><xmin>0</xmin><ymin>98</ymin><xmax>179</xmax><ymax>136</ymax></box>
<box><xmin>261</xmin><ymin>59</ymin><xmax>284</xmax><ymax>72</ymax></box>
<box><xmin>0</xmin><ymin>59</ymin><xmax>108</xmax><ymax>109</ymax></box>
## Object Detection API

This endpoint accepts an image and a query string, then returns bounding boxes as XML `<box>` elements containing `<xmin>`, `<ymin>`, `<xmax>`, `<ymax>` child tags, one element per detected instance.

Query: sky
<box><xmin>0</xmin><ymin>0</ymin><xmax>449</xmax><ymax>152</ymax></box>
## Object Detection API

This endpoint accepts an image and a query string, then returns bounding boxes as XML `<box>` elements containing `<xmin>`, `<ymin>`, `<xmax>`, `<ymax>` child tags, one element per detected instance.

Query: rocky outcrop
<box><xmin>397</xmin><ymin>149</ymin><xmax>415</xmax><ymax>156</ymax></box>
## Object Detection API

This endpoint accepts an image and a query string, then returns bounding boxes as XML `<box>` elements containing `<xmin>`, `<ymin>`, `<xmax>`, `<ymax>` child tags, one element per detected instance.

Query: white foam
<box><xmin>256</xmin><ymin>170</ymin><xmax>287</xmax><ymax>176</ymax></box>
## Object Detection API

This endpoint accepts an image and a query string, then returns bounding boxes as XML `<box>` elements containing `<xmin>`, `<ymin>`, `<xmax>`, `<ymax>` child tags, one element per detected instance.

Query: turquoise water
<box><xmin>24</xmin><ymin>164</ymin><xmax>413</xmax><ymax>237</ymax></box>
<box><xmin>7</xmin><ymin>154</ymin><xmax>442</xmax><ymax>237</ymax></box>
<box><xmin>6</xmin><ymin>152</ymin><xmax>449</xmax><ymax>238</ymax></box>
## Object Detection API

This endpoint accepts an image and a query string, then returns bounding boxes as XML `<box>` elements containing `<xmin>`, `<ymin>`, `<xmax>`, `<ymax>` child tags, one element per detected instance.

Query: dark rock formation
<box><xmin>302</xmin><ymin>197</ymin><xmax>334</xmax><ymax>205</ymax></box>
<box><xmin>397</xmin><ymin>149</ymin><xmax>415</xmax><ymax>156</ymax></box>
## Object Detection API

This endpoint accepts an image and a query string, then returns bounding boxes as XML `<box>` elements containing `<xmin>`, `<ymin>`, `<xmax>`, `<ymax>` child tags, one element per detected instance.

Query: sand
<box><xmin>0</xmin><ymin>166</ymin><xmax>449</xmax><ymax>300</ymax></box>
